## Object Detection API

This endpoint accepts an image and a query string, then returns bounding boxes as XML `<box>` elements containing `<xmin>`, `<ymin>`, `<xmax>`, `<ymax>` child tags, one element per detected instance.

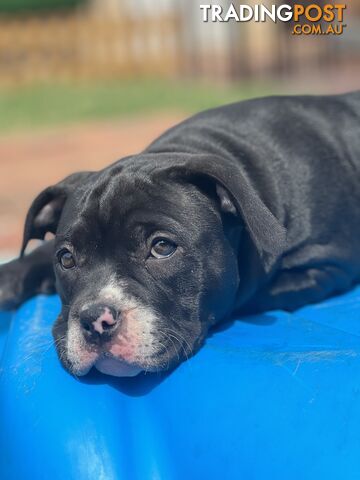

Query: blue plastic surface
<box><xmin>1</xmin><ymin>288</ymin><xmax>360</xmax><ymax>479</ymax></box>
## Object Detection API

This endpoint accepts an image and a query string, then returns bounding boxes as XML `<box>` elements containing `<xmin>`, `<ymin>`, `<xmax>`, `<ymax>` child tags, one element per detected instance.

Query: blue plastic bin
<box><xmin>1</xmin><ymin>288</ymin><xmax>360</xmax><ymax>479</ymax></box>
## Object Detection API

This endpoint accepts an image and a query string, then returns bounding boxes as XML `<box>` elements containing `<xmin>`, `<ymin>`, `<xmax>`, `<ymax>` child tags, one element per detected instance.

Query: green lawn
<box><xmin>0</xmin><ymin>79</ymin><xmax>279</xmax><ymax>133</ymax></box>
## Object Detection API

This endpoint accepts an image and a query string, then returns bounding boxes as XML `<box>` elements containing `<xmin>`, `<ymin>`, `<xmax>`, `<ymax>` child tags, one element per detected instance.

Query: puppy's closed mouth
<box><xmin>66</xmin><ymin>348</ymin><xmax>143</xmax><ymax>378</ymax></box>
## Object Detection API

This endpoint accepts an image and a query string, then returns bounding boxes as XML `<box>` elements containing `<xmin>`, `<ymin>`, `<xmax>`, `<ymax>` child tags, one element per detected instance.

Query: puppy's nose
<box><xmin>79</xmin><ymin>304</ymin><xmax>119</xmax><ymax>342</ymax></box>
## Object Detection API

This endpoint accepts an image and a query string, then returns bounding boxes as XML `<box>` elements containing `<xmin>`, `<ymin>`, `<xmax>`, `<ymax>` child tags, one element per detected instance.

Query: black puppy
<box><xmin>1</xmin><ymin>92</ymin><xmax>360</xmax><ymax>377</ymax></box>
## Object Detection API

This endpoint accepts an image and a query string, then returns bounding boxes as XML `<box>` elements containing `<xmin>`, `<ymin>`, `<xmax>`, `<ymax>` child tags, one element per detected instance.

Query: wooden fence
<box><xmin>0</xmin><ymin>6</ymin><xmax>347</xmax><ymax>86</ymax></box>
<box><xmin>0</xmin><ymin>11</ymin><xmax>183</xmax><ymax>85</ymax></box>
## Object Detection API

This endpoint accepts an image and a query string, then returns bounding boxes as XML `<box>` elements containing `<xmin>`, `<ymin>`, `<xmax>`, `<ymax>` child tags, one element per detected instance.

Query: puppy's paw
<box><xmin>0</xmin><ymin>259</ymin><xmax>28</xmax><ymax>310</ymax></box>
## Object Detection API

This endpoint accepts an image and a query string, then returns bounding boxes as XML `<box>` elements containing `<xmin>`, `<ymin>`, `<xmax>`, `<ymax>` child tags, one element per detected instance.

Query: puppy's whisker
<box><xmin>162</xmin><ymin>329</ymin><xmax>186</xmax><ymax>360</ymax></box>
<box><xmin>159</xmin><ymin>330</ymin><xmax>181</xmax><ymax>364</ymax></box>
<box><xmin>158</xmin><ymin>329</ymin><xmax>180</xmax><ymax>364</ymax></box>
<box><xmin>162</xmin><ymin>327</ymin><xmax>193</xmax><ymax>361</ymax></box>
<box><xmin>19</xmin><ymin>333</ymin><xmax>68</xmax><ymax>366</ymax></box>
<box><xmin>164</xmin><ymin>333</ymin><xmax>181</xmax><ymax>364</ymax></box>
<box><xmin>156</xmin><ymin>340</ymin><xmax>170</xmax><ymax>371</ymax></box>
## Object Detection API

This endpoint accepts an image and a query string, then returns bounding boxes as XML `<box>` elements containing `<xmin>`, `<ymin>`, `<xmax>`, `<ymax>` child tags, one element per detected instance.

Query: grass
<box><xmin>0</xmin><ymin>78</ymin><xmax>279</xmax><ymax>133</ymax></box>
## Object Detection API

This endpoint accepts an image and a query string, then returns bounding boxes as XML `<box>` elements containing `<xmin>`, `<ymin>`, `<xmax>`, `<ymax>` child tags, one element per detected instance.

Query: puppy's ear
<box><xmin>215</xmin><ymin>184</ymin><xmax>238</xmax><ymax>216</ymax></box>
<box><xmin>169</xmin><ymin>155</ymin><xmax>287</xmax><ymax>272</ymax></box>
<box><xmin>21</xmin><ymin>172</ymin><xmax>93</xmax><ymax>257</ymax></box>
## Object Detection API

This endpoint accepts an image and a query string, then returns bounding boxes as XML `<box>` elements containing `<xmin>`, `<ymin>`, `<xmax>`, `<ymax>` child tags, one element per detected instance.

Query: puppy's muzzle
<box><xmin>79</xmin><ymin>303</ymin><xmax>119</xmax><ymax>344</ymax></box>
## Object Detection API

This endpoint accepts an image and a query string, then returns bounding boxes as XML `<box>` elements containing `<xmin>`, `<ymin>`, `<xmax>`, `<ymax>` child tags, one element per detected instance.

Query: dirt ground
<box><xmin>0</xmin><ymin>113</ymin><xmax>185</xmax><ymax>254</ymax></box>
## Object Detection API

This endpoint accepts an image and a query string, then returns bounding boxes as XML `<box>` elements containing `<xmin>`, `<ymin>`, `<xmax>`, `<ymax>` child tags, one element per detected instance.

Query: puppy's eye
<box><xmin>58</xmin><ymin>249</ymin><xmax>76</xmax><ymax>269</ymax></box>
<box><xmin>150</xmin><ymin>238</ymin><xmax>177</xmax><ymax>259</ymax></box>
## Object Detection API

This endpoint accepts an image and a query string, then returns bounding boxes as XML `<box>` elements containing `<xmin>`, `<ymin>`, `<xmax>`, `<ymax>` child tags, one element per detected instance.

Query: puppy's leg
<box><xmin>0</xmin><ymin>240</ymin><xmax>55</xmax><ymax>310</ymax></box>
<box><xmin>246</xmin><ymin>266</ymin><xmax>352</xmax><ymax>313</ymax></box>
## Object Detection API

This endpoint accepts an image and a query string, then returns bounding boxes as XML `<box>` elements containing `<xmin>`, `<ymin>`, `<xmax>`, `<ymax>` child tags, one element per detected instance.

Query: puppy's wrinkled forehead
<box><xmin>97</xmin><ymin>171</ymin><xmax>167</xmax><ymax>223</ymax></box>
<box><xmin>58</xmin><ymin>166</ymin><xmax>214</xmax><ymax>242</ymax></box>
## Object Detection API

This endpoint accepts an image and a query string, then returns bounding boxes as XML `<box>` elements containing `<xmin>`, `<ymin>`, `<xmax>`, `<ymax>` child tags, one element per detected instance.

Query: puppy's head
<box><xmin>21</xmin><ymin>154</ymin><xmax>285</xmax><ymax>377</ymax></box>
